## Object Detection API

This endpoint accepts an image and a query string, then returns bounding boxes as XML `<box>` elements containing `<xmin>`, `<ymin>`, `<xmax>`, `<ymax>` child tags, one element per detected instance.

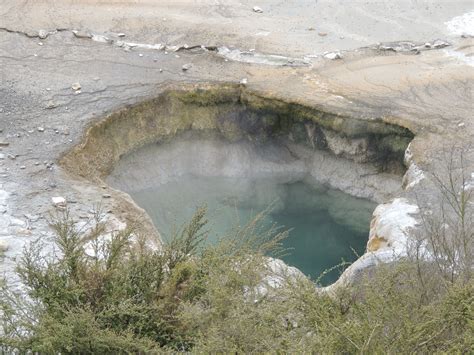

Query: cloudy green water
<box><xmin>129</xmin><ymin>176</ymin><xmax>375</xmax><ymax>285</ymax></box>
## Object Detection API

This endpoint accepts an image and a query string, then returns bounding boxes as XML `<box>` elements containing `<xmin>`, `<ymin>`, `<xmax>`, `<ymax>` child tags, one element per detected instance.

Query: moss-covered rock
<box><xmin>61</xmin><ymin>83</ymin><xmax>414</xmax><ymax>182</ymax></box>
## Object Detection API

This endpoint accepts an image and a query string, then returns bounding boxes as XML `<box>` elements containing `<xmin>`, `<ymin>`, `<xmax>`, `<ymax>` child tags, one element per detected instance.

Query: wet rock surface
<box><xmin>0</xmin><ymin>1</ymin><xmax>473</xmax><ymax>285</ymax></box>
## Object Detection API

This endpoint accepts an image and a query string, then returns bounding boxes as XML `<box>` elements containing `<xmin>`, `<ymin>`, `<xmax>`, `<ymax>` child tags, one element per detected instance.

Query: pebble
<box><xmin>72</xmin><ymin>30</ymin><xmax>93</xmax><ymax>39</ymax></box>
<box><xmin>240</xmin><ymin>78</ymin><xmax>248</xmax><ymax>85</ymax></box>
<box><xmin>45</xmin><ymin>100</ymin><xmax>58</xmax><ymax>109</ymax></box>
<box><xmin>324</xmin><ymin>52</ymin><xmax>343</xmax><ymax>60</ymax></box>
<box><xmin>102</xmin><ymin>194</ymin><xmax>112</xmax><ymax>199</ymax></box>
<box><xmin>71</xmin><ymin>82</ymin><xmax>81</xmax><ymax>91</ymax></box>
<box><xmin>117</xmin><ymin>33</ymin><xmax>126</xmax><ymax>37</ymax></box>
<box><xmin>37</xmin><ymin>127</ymin><xmax>45</xmax><ymax>132</ymax></box>
<box><xmin>159</xmin><ymin>68</ymin><xmax>163</xmax><ymax>73</ymax></box>
<box><xmin>20</xmin><ymin>166</ymin><xmax>26</xmax><ymax>170</ymax></box>
<box><xmin>253</xmin><ymin>6</ymin><xmax>263</xmax><ymax>13</ymax></box>
<box><xmin>182</xmin><ymin>63</ymin><xmax>192</xmax><ymax>71</ymax></box>
<box><xmin>0</xmin><ymin>240</ymin><xmax>8</xmax><ymax>253</ymax></box>
<box><xmin>52</xmin><ymin>196</ymin><xmax>66</xmax><ymax>208</ymax></box>
<box><xmin>0</xmin><ymin>153</ymin><xmax>4</xmax><ymax>160</ymax></box>
<box><xmin>318</xmin><ymin>32</ymin><xmax>328</xmax><ymax>37</ymax></box>
<box><xmin>138</xmin><ymin>53</ymin><xmax>143</xmax><ymax>57</ymax></box>
<box><xmin>38</xmin><ymin>29</ymin><xmax>49</xmax><ymax>39</ymax></box>
<box><xmin>38</xmin><ymin>42</ymin><xmax>44</xmax><ymax>46</ymax></box>
<box><xmin>433</xmin><ymin>39</ymin><xmax>449</xmax><ymax>49</ymax></box>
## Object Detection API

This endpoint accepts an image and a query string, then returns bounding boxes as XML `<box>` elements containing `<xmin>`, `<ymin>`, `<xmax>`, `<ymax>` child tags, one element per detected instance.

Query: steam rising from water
<box><xmin>108</xmin><ymin>135</ymin><xmax>377</xmax><ymax>283</ymax></box>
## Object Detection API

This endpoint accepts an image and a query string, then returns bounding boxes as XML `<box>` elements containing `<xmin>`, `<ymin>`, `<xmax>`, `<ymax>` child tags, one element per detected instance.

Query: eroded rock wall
<box><xmin>61</xmin><ymin>84</ymin><xmax>414</xmax><ymax>183</ymax></box>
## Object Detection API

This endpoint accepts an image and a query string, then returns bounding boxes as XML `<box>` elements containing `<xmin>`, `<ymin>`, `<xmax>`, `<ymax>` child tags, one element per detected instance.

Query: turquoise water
<box><xmin>130</xmin><ymin>176</ymin><xmax>375</xmax><ymax>285</ymax></box>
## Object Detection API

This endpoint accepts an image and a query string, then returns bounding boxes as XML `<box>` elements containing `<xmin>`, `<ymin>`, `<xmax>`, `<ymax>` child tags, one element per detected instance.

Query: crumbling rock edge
<box><xmin>0</xmin><ymin>26</ymin><xmax>453</xmax><ymax>68</ymax></box>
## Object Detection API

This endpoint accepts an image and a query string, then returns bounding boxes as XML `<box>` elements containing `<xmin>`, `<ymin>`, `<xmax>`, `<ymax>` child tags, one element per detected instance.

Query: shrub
<box><xmin>1</xmin><ymin>152</ymin><xmax>473</xmax><ymax>353</ymax></box>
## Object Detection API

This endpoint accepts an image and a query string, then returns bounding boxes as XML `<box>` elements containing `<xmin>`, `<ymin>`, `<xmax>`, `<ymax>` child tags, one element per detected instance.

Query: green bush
<box><xmin>1</xmin><ymin>205</ymin><xmax>473</xmax><ymax>353</ymax></box>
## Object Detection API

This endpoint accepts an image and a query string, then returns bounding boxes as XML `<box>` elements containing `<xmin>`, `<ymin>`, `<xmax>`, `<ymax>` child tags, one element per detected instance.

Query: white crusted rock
<box><xmin>367</xmin><ymin>198</ymin><xmax>419</xmax><ymax>252</ymax></box>
<box><xmin>403</xmin><ymin>163</ymin><xmax>425</xmax><ymax>190</ymax></box>
<box><xmin>52</xmin><ymin>196</ymin><xmax>66</xmax><ymax>208</ymax></box>
<box><xmin>324</xmin><ymin>198</ymin><xmax>420</xmax><ymax>294</ymax></box>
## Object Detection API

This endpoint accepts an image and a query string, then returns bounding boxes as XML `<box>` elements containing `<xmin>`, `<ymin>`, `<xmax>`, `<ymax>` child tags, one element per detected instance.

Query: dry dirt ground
<box><xmin>0</xmin><ymin>1</ymin><xmax>473</xmax><ymax>284</ymax></box>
